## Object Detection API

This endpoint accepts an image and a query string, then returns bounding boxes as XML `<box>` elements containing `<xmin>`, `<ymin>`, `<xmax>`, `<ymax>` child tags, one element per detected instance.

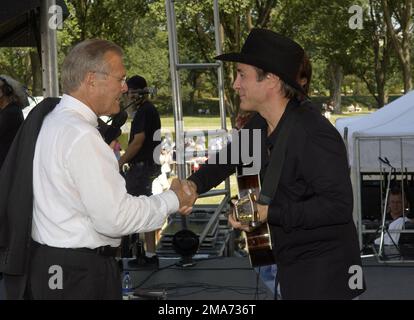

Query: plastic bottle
<box><xmin>122</xmin><ymin>271</ymin><xmax>133</xmax><ymax>300</ymax></box>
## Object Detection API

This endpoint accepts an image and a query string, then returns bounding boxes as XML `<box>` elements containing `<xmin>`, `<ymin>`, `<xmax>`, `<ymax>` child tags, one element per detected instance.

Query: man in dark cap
<box><xmin>184</xmin><ymin>28</ymin><xmax>365</xmax><ymax>299</ymax></box>
<box><xmin>119</xmin><ymin>75</ymin><xmax>161</xmax><ymax>264</ymax></box>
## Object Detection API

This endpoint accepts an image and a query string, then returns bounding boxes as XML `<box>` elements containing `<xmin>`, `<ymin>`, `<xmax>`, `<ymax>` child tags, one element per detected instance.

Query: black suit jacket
<box><xmin>0</xmin><ymin>102</ymin><xmax>24</xmax><ymax>169</ymax></box>
<box><xmin>0</xmin><ymin>98</ymin><xmax>60</xmax><ymax>299</ymax></box>
<box><xmin>189</xmin><ymin>99</ymin><xmax>365</xmax><ymax>299</ymax></box>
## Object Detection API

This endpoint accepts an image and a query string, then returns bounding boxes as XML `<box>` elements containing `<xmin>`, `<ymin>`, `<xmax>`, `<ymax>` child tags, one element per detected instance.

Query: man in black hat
<box><xmin>184</xmin><ymin>28</ymin><xmax>365</xmax><ymax>299</ymax></box>
<box><xmin>119</xmin><ymin>75</ymin><xmax>162</xmax><ymax>264</ymax></box>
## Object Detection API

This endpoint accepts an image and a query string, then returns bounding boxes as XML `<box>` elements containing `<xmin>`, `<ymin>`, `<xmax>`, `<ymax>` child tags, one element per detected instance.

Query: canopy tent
<box><xmin>336</xmin><ymin>92</ymin><xmax>414</xmax><ymax>247</ymax></box>
<box><xmin>336</xmin><ymin>91</ymin><xmax>414</xmax><ymax>172</ymax></box>
<box><xmin>1</xmin><ymin>0</ymin><xmax>69</xmax><ymax>97</ymax></box>
<box><xmin>0</xmin><ymin>0</ymin><xmax>68</xmax><ymax>48</ymax></box>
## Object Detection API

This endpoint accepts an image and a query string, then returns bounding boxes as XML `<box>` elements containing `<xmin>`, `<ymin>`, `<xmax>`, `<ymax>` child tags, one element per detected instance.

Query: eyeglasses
<box><xmin>93</xmin><ymin>71</ymin><xmax>127</xmax><ymax>86</ymax></box>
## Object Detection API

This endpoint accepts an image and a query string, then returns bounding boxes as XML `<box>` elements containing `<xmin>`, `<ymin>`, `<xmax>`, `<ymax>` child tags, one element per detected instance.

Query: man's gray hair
<box><xmin>61</xmin><ymin>39</ymin><xmax>123</xmax><ymax>93</ymax></box>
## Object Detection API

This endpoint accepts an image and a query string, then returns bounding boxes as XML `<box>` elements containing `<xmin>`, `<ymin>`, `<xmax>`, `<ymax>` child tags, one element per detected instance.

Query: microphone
<box><xmin>128</xmin><ymin>87</ymin><xmax>157</xmax><ymax>96</ymax></box>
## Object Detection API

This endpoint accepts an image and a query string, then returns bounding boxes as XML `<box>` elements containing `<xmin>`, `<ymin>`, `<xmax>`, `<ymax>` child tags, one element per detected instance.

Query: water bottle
<box><xmin>122</xmin><ymin>271</ymin><xmax>133</xmax><ymax>300</ymax></box>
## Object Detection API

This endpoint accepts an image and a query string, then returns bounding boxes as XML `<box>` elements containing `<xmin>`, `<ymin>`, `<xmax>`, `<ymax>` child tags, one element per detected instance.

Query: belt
<box><xmin>91</xmin><ymin>245</ymin><xmax>119</xmax><ymax>257</ymax></box>
<box><xmin>32</xmin><ymin>241</ymin><xmax>119</xmax><ymax>258</ymax></box>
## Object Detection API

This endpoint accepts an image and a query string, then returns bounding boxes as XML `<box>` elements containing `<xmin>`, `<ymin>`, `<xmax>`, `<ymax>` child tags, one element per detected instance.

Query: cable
<box><xmin>127</xmin><ymin>256</ymin><xmax>269</xmax><ymax>299</ymax></box>
<box><xmin>129</xmin><ymin>260</ymin><xmax>178</xmax><ymax>290</ymax></box>
<box><xmin>168</xmin><ymin>267</ymin><xmax>253</xmax><ymax>271</ymax></box>
<box><xmin>138</xmin><ymin>281</ymin><xmax>269</xmax><ymax>299</ymax></box>
<box><xmin>128</xmin><ymin>254</ymin><xmax>232</xmax><ymax>285</ymax></box>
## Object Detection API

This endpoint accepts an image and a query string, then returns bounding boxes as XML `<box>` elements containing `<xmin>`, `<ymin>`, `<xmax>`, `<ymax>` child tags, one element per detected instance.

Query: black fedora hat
<box><xmin>215</xmin><ymin>28</ymin><xmax>305</xmax><ymax>94</ymax></box>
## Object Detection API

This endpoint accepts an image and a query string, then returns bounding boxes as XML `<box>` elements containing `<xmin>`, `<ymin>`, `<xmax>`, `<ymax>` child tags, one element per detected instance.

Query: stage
<box><xmin>123</xmin><ymin>256</ymin><xmax>274</xmax><ymax>300</ymax></box>
<box><xmin>124</xmin><ymin>255</ymin><xmax>414</xmax><ymax>300</ymax></box>
<box><xmin>359</xmin><ymin>256</ymin><xmax>414</xmax><ymax>300</ymax></box>
<box><xmin>1</xmin><ymin>255</ymin><xmax>414</xmax><ymax>300</ymax></box>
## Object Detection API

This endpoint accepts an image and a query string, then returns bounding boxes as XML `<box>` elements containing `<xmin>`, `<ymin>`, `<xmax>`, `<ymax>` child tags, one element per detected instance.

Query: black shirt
<box><xmin>0</xmin><ymin>102</ymin><xmax>24</xmax><ymax>169</ymax></box>
<box><xmin>129</xmin><ymin>100</ymin><xmax>161</xmax><ymax>164</ymax></box>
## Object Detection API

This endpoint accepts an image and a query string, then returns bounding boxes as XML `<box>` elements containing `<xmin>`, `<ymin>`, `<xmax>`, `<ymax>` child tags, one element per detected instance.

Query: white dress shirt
<box><xmin>32</xmin><ymin>94</ymin><xmax>179</xmax><ymax>249</ymax></box>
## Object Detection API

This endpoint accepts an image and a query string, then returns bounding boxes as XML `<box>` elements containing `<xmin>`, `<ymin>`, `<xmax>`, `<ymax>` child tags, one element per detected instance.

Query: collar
<box><xmin>59</xmin><ymin>94</ymin><xmax>98</xmax><ymax>127</ymax></box>
<box><xmin>266</xmin><ymin>98</ymin><xmax>300</xmax><ymax>149</ymax></box>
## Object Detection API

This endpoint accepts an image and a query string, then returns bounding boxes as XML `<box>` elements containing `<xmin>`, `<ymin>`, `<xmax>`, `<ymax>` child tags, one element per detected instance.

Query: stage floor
<box><xmin>360</xmin><ymin>256</ymin><xmax>414</xmax><ymax>300</ymax></box>
<box><xmin>1</xmin><ymin>256</ymin><xmax>413</xmax><ymax>300</ymax></box>
<box><xmin>125</xmin><ymin>255</ymin><xmax>414</xmax><ymax>300</ymax></box>
<box><xmin>124</xmin><ymin>256</ymin><xmax>274</xmax><ymax>300</ymax></box>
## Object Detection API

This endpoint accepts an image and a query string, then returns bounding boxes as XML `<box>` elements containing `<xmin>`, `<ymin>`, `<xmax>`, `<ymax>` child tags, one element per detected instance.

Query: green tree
<box><xmin>381</xmin><ymin>0</ymin><xmax>413</xmax><ymax>93</ymax></box>
<box><xmin>348</xmin><ymin>0</ymin><xmax>398</xmax><ymax>108</ymax></box>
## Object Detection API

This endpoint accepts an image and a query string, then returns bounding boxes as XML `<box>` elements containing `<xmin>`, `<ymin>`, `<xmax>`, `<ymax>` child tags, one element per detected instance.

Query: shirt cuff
<box><xmin>159</xmin><ymin>189</ymin><xmax>180</xmax><ymax>215</ymax></box>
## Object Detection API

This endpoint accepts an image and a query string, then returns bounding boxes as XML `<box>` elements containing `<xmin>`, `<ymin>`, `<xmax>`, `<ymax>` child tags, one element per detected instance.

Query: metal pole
<box><xmin>400</xmin><ymin>138</ymin><xmax>406</xmax><ymax>224</ymax></box>
<box><xmin>213</xmin><ymin>0</ymin><xmax>226</xmax><ymax>131</ymax></box>
<box><xmin>378</xmin><ymin>162</ymin><xmax>394</xmax><ymax>258</ymax></box>
<box><xmin>41</xmin><ymin>0</ymin><xmax>59</xmax><ymax>97</ymax></box>
<box><xmin>166</xmin><ymin>0</ymin><xmax>187</xmax><ymax>229</ymax></box>
<box><xmin>213</xmin><ymin>0</ymin><xmax>230</xmax><ymax>194</ymax></box>
<box><xmin>379</xmin><ymin>139</ymin><xmax>384</xmax><ymax>213</ymax></box>
<box><xmin>355</xmin><ymin>137</ymin><xmax>363</xmax><ymax>248</ymax></box>
<box><xmin>166</xmin><ymin>0</ymin><xmax>185</xmax><ymax>180</ymax></box>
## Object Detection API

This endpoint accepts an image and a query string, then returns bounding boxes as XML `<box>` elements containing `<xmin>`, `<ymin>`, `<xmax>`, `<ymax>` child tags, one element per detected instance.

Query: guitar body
<box><xmin>235</xmin><ymin>174</ymin><xmax>275</xmax><ymax>268</ymax></box>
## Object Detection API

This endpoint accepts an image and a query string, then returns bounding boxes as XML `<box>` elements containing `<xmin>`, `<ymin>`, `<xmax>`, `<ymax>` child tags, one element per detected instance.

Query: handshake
<box><xmin>169</xmin><ymin>178</ymin><xmax>198</xmax><ymax>215</ymax></box>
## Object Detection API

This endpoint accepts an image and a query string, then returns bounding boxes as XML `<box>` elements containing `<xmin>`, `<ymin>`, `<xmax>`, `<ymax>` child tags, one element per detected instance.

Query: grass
<box><xmin>330</xmin><ymin>111</ymin><xmax>372</xmax><ymax>125</ymax></box>
<box><xmin>194</xmin><ymin>175</ymin><xmax>238</xmax><ymax>205</ymax></box>
<box><xmin>160</xmin><ymin>116</ymin><xmax>232</xmax><ymax>131</ymax></box>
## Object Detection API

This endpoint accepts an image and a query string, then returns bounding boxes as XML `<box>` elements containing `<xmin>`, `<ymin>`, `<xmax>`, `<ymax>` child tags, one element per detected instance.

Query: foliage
<box><xmin>1</xmin><ymin>0</ymin><xmax>412</xmax><ymax>117</ymax></box>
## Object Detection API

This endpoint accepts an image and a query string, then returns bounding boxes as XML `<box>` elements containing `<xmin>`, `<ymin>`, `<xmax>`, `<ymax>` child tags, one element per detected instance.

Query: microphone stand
<box><xmin>376</xmin><ymin>157</ymin><xmax>400</xmax><ymax>260</ymax></box>
<box><xmin>104</xmin><ymin>97</ymin><xmax>142</xmax><ymax>125</ymax></box>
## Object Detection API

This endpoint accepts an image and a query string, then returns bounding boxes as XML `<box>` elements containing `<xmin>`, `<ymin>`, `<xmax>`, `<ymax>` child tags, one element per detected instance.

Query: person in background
<box><xmin>118</xmin><ymin>75</ymin><xmax>162</xmax><ymax>265</ymax></box>
<box><xmin>0</xmin><ymin>75</ymin><xmax>28</xmax><ymax>169</ymax></box>
<box><xmin>375</xmin><ymin>187</ymin><xmax>412</xmax><ymax>246</ymax></box>
<box><xmin>97</xmin><ymin>110</ymin><xmax>128</xmax><ymax>160</ymax></box>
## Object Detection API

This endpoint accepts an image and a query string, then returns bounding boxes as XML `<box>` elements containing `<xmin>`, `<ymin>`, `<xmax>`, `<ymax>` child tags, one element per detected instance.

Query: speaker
<box><xmin>398</xmin><ymin>222</ymin><xmax>414</xmax><ymax>259</ymax></box>
<box><xmin>172</xmin><ymin>229</ymin><xmax>199</xmax><ymax>257</ymax></box>
<box><xmin>361</xmin><ymin>180</ymin><xmax>382</xmax><ymax>221</ymax></box>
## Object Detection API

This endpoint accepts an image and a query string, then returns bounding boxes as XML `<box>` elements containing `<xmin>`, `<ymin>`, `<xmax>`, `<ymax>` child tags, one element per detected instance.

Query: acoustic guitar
<box><xmin>231</xmin><ymin>173</ymin><xmax>275</xmax><ymax>268</ymax></box>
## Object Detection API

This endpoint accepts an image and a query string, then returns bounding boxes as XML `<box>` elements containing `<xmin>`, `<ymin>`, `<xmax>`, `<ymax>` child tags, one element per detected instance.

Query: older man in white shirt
<box><xmin>28</xmin><ymin>39</ymin><xmax>195</xmax><ymax>299</ymax></box>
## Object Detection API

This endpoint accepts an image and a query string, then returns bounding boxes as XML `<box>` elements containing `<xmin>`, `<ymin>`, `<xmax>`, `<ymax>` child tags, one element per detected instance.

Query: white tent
<box><xmin>336</xmin><ymin>91</ymin><xmax>414</xmax><ymax>172</ymax></box>
<box><xmin>336</xmin><ymin>92</ymin><xmax>414</xmax><ymax>247</ymax></box>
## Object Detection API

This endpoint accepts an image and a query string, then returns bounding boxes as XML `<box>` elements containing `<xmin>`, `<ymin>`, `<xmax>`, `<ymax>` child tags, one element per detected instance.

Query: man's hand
<box><xmin>257</xmin><ymin>203</ymin><xmax>269</xmax><ymax>223</ymax></box>
<box><xmin>227</xmin><ymin>202</ymin><xmax>269</xmax><ymax>232</ymax></box>
<box><xmin>170</xmin><ymin>178</ymin><xmax>197</xmax><ymax>215</ymax></box>
<box><xmin>228</xmin><ymin>210</ymin><xmax>252</xmax><ymax>232</ymax></box>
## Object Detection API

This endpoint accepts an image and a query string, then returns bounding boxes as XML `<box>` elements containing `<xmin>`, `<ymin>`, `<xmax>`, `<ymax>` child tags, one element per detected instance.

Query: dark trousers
<box><xmin>125</xmin><ymin>162</ymin><xmax>160</xmax><ymax>197</ymax></box>
<box><xmin>28</xmin><ymin>242</ymin><xmax>121</xmax><ymax>300</ymax></box>
<box><xmin>122</xmin><ymin>163</ymin><xmax>161</xmax><ymax>257</ymax></box>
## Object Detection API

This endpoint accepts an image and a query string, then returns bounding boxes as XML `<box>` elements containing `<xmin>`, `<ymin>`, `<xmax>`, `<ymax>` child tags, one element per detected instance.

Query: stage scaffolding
<box><xmin>353</xmin><ymin>135</ymin><xmax>414</xmax><ymax>263</ymax></box>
